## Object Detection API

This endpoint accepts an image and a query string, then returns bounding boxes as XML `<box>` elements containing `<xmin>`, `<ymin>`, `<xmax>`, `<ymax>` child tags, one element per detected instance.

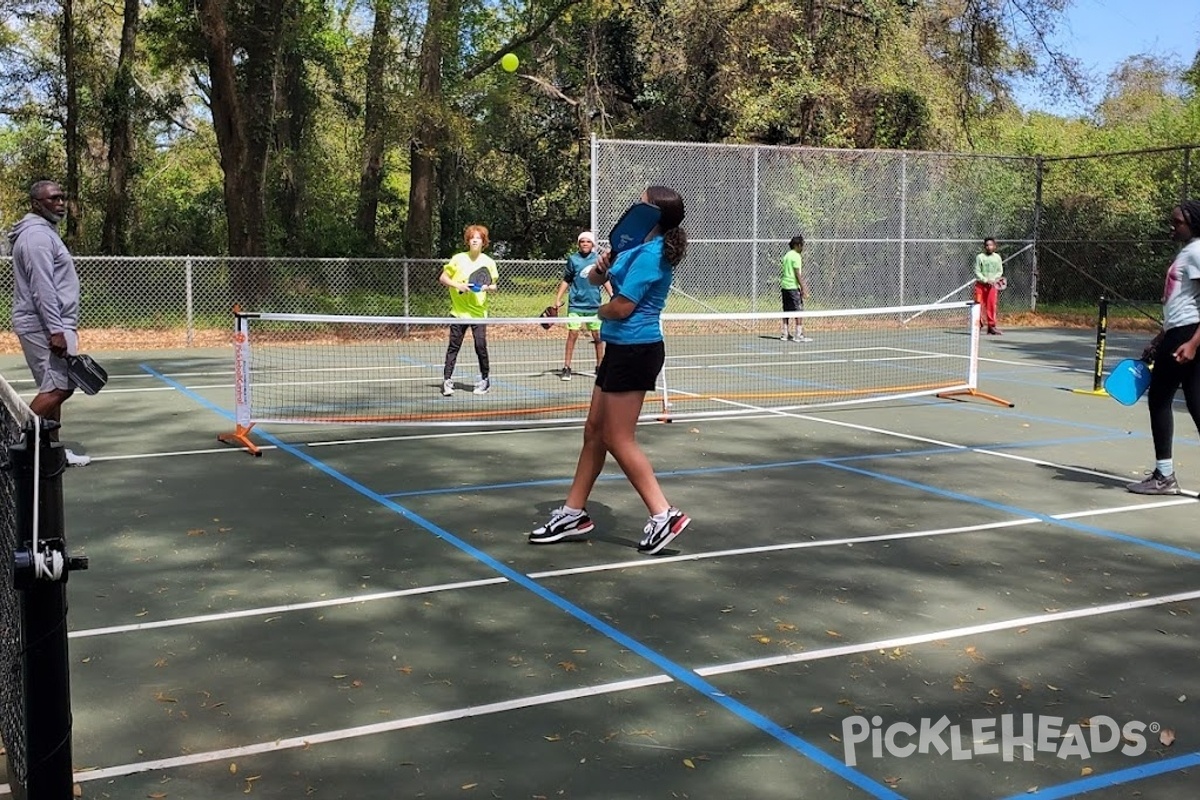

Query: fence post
<box><xmin>185</xmin><ymin>257</ymin><xmax>195</xmax><ymax>347</ymax></box>
<box><xmin>1031</xmin><ymin>156</ymin><xmax>1043</xmax><ymax>312</ymax></box>
<box><xmin>752</xmin><ymin>147</ymin><xmax>760</xmax><ymax>313</ymax></box>
<box><xmin>10</xmin><ymin>424</ymin><xmax>88</xmax><ymax>799</ymax></box>
<box><xmin>590</xmin><ymin>134</ymin><xmax>598</xmax><ymax>235</ymax></box>
<box><xmin>1183</xmin><ymin>146</ymin><xmax>1191</xmax><ymax>203</ymax></box>
<box><xmin>899</xmin><ymin>153</ymin><xmax>907</xmax><ymax>306</ymax></box>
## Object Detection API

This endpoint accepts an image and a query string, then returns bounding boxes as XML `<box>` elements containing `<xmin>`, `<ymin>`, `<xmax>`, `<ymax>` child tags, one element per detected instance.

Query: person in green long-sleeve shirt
<box><xmin>973</xmin><ymin>238</ymin><xmax>1004</xmax><ymax>335</ymax></box>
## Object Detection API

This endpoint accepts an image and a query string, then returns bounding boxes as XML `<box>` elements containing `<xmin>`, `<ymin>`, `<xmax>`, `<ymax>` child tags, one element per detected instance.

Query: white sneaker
<box><xmin>795</xmin><ymin>334</ymin><xmax>813</xmax><ymax>343</ymax></box>
<box><xmin>65</xmin><ymin>449</ymin><xmax>91</xmax><ymax>467</ymax></box>
<box><xmin>473</xmin><ymin>377</ymin><xmax>491</xmax><ymax>395</ymax></box>
<box><xmin>441</xmin><ymin>379</ymin><xmax>454</xmax><ymax>397</ymax></box>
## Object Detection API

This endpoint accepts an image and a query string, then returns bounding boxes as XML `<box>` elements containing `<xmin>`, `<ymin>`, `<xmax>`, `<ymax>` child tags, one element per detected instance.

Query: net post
<box><xmin>218</xmin><ymin>309</ymin><xmax>262</xmax><ymax>455</ymax></box>
<box><xmin>1072</xmin><ymin>296</ymin><xmax>1110</xmax><ymax>397</ymax></box>
<box><xmin>936</xmin><ymin>302</ymin><xmax>1015</xmax><ymax>408</ymax></box>
<box><xmin>10</xmin><ymin>420</ymin><xmax>88</xmax><ymax>800</ymax></box>
<box><xmin>656</xmin><ymin>361</ymin><xmax>673</xmax><ymax>423</ymax></box>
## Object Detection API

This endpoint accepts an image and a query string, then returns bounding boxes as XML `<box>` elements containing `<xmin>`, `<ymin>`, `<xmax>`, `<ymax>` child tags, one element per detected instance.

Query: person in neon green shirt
<box><xmin>973</xmin><ymin>238</ymin><xmax>1004</xmax><ymax>335</ymax></box>
<box><xmin>780</xmin><ymin>235</ymin><xmax>812</xmax><ymax>342</ymax></box>
<box><xmin>438</xmin><ymin>224</ymin><xmax>498</xmax><ymax>396</ymax></box>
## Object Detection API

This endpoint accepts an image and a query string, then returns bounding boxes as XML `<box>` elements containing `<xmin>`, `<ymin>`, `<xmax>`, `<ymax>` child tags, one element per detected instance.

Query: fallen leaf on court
<box><xmin>331</xmin><ymin>674</ymin><xmax>347</xmax><ymax>679</ymax></box>
<box><xmin>829</xmin><ymin>733</ymin><xmax>841</xmax><ymax>742</ymax></box>
<box><xmin>1080</xmin><ymin>767</ymin><xmax>1093</xmax><ymax>776</ymax></box>
<box><xmin>557</xmin><ymin>661</ymin><xmax>577</xmax><ymax>672</ymax></box>
<box><xmin>1017</xmin><ymin>628</ymin><xmax>1029</xmax><ymax>634</ymax></box>
<box><xmin>154</xmin><ymin>692</ymin><xmax>177</xmax><ymax>703</ymax></box>
<box><xmin>683</xmin><ymin>758</ymin><xmax>695</xmax><ymax>768</ymax></box>
<box><xmin>1046</xmin><ymin>684</ymin><xmax>1061</xmax><ymax>691</ymax></box>
<box><xmin>884</xmin><ymin>776</ymin><xmax>901</xmax><ymax>787</ymax></box>
<box><xmin>230</xmin><ymin>763</ymin><xmax>237</xmax><ymax>774</ymax></box>
<box><xmin>135</xmin><ymin>610</ymin><xmax>149</xmax><ymax>617</ymax></box>
<box><xmin>810</xmin><ymin>707</ymin><xmax>823</xmax><ymax>714</ymax></box>
<box><xmin>1160</xmin><ymin>728</ymin><xmax>1176</xmax><ymax>746</ymax></box>
<box><xmin>689</xmin><ymin>428</ymin><xmax>700</xmax><ymax>433</ymax></box>
<box><xmin>187</xmin><ymin>529</ymin><xmax>205</xmax><ymax>536</ymax></box>
<box><xmin>154</xmin><ymin>658</ymin><xmax>168</xmax><ymax>668</ymax></box>
<box><xmin>572</xmin><ymin>649</ymin><xmax>587</xmax><ymax>654</ymax></box>
<box><xmin>825</xmin><ymin>630</ymin><xmax>842</xmax><ymax>638</ymax></box>
<box><xmin>753</xmin><ymin>635</ymin><xmax>771</xmax><ymax>644</ymax></box>
<box><xmin>73</xmin><ymin>785</ymin><xmax>82</xmax><ymax>797</ymax></box>
<box><xmin>461</xmin><ymin>783</ymin><xmax>478</xmax><ymax>790</ymax></box>
<box><xmin>543</xmin><ymin>734</ymin><xmax>561</xmax><ymax>742</ymax></box>
<box><xmin>351</xmin><ymin>680</ymin><xmax>363</xmax><ymax>688</ymax></box>
<box><xmin>776</xmin><ymin>622</ymin><xmax>797</xmax><ymax>632</ymax></box>
<box><xmin>148</xmin><ymin>793</ymin><xmax>167</xmax><ymax>799</ymax></box>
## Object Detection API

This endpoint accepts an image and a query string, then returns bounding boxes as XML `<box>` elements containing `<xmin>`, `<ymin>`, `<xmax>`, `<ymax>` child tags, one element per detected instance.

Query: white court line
<box><xmin>26</xmin><ymin>587</ymin><xmax>1200</xmax><ymax>793</ymax></box>
<box><xmin>68</xmin><ymin>495</ymin><xmax>1195</xmax><ymax>640</ymax></box>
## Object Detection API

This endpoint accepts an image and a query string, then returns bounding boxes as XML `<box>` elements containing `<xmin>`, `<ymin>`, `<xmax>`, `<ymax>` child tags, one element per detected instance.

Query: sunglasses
<box><xmin>39</xmin><ymin>193</ymin><xmax>67</xmax><ymax>202</ymax></box>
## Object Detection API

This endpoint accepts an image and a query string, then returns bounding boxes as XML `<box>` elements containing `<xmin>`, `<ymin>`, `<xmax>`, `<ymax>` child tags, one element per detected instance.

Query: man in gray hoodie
<box><xmin>9</xmin><ymin>180</ymin><xmax>89</xmax><ymax>466</ymax></box>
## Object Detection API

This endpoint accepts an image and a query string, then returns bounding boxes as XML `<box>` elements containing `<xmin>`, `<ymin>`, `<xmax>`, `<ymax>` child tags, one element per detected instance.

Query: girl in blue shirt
<box><xmin>531</xmin><ymin>186</ymin><xmax>691</xmax><ymax>555</ymax></box>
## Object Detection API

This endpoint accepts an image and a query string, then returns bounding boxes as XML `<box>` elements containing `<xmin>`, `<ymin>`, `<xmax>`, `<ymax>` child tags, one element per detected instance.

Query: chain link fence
<box><xmin>591</xmin><ymin>138</ymin><xmax>1196</xmax><ymax>320</ymax></box>
<box><xmin>0</xmin><ymin>257</ymin><xmax>567</xmax><ymax>349</ymax></box>
<box><xmin>1037</xmin><ymin>146</ymin><xmax>1195</xmax><ymax>315</ymax></box>
<box><xmin>591</xmin><ymin>138</ymin><xmax>1039</xmax><ymax>314</ymax></box>
<box><xmin>0</xmin><ymin>141</ymin><xmax>1193</xmax><ymax>350</ymax></box>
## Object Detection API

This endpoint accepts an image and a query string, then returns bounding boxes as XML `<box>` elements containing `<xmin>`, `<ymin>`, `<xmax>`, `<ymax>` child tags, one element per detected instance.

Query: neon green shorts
<box><xmin>566</xmin><ymin>311</ymin><xmax>601</xmax><ymax>332</ymax></box>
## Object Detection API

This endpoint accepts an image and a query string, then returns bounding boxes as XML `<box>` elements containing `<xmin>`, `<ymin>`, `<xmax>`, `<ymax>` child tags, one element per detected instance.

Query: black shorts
<box><xmin>781</xmin><ymin>289</ymin><xmax>804</xmax><ymax>312</ymax></box>
<box><xmin>594</xmin><ymin>341</ymin><xmax>665</xmax><ymax>393</ymax></box>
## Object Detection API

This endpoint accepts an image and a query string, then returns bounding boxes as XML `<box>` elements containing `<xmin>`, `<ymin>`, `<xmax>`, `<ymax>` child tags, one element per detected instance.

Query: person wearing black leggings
<box><xmin>1127</xmin><ymin>199</ymin><xmax>1200</xmax><ymax>495</ymax></box>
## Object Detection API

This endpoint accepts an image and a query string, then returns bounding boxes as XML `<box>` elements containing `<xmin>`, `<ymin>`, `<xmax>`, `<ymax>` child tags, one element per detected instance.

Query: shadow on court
<box><xmin>4</xmin><ymin>328</ymin><xmax>1199</xmax><ymax>800</ymax></box>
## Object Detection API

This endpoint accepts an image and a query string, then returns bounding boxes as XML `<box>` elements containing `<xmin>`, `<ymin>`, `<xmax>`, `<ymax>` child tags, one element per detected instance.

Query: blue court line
<box><xmin>997</xmin><ymin>751</ymin><xmax>1200</xmax><ymax>799</ymax></box>
<box><xmin>140</xmin><ymin>364</ymin><xmax>905</xmax><ymax>799</ymax></box>
<box><xmin>819</xmin><ymin>460</ymin><xmax>1200</xmax><ymax>562</ymax></box>
<box><xmin>383</xmin><ymin>434</ymin><xmax>1123</xmax><ymax>498</ymax></box>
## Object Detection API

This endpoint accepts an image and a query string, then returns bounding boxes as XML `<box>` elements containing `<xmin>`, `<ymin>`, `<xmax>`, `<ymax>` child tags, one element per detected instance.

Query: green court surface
<box><xmin>3</xmin><ymin>326</ymin><xmax>1199</xmax><ymax>800</ymax></box>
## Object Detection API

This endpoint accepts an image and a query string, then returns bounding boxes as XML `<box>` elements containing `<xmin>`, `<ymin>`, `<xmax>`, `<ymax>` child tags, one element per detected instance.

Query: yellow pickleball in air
<box><xmin>500</xmin><ymin>53</ymin><xmax>519</xmax><ymax>72</ymax></box>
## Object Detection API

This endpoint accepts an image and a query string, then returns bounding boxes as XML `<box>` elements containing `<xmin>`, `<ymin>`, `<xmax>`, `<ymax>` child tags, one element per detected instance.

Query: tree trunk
<box><xmin>61</xmin><ymin>0</ymin><xmax>80</xmax><ymax>246</ymax></box>
<box><xmin>356</xmin><ymin>0</ymin><xmax>393</xmax><ymax>250</ymax></box>
<box><xmin>197</xmin><ymin>0</ymin><xmax>286</xmax><ymax>303</ymax></box>
<box><xmin>404</xmin><ymin>0</ymin><xmax>448</xmax><ymax>258</ymax></box>
<box><xmin>276</xmin><ymin>17</ymin><xmax>309</xmax><ymax>255</ymax></box>
<box><xmin>100</xmin><ymin>0</ymin><xmax>139</xmax><ymax>255</ymax></box>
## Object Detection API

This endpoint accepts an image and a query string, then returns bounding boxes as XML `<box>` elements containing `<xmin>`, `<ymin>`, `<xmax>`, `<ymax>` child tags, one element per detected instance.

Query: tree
<box><xmin>99</xmin><ymin>0</ymin><xmax>139</xmax><ymax>254</ymax></box>
<box><xmin>195</xmin><ymin>0</ymin><xmax>287</xmax><ymax>300</ymax></box>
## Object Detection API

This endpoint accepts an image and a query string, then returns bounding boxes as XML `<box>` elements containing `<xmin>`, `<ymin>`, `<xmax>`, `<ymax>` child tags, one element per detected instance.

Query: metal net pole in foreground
<box><xmin>1</xmin><ymin>376</ymin><xmax>88</xmax><ymax>799</ymax></box>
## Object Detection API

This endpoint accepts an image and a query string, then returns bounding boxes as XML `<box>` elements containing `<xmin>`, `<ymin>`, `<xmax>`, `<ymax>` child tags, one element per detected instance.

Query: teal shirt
<box><xmin>974</xmin><ymin>252</ymin><xmax>1003</xmax><ymax>283</ymax></box>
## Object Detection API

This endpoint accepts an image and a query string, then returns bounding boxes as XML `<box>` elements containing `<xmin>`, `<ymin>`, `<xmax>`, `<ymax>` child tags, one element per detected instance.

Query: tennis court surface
<box><xmin>3</xmin><ymin>320</ymin><xmax>1199</xmax><ymax>800</ymax></box>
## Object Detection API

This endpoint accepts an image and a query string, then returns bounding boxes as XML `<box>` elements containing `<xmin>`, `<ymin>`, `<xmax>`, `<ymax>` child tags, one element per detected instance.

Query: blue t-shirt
<box><xmin>601</xmin><ymin>237</ymin><xmax>672</xmax><ymax>345</ymax></box>
<box><xmin>563</xmin><ymin>251</ymin><xmax>601</xmax><ymax>312</ymax></box>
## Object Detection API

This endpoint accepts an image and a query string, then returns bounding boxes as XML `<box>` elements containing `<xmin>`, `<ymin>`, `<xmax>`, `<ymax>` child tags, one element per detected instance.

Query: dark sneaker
<box><xmin>530</xmin><ymin>507</ymin><xmax>594</xmax><ymax>544</ymax></box>
<box><xmin>1126</xmin><ymin>470</ymin><xmax>1180</xmax><ymax>495</ymax></box>
<box><xmin>637</xmin><ymin>508</ymin><xmax>690</xmax><ymax>555</ymax></box>
<box><xmin>560</xmin><ymin>366</ymin><xmax>572</xmax><ymax>381</ymax></box>
<box><xmin>987</xmin><ymin>327</ymin><xmax>1002</xmax><ymax>336</ymax></box>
